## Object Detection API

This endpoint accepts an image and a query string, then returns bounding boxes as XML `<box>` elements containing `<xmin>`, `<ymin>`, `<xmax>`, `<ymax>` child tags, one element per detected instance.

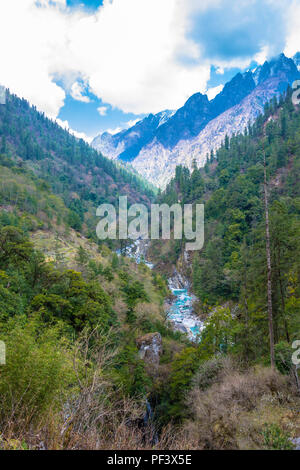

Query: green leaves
<box><xmin>0</xmin><ymin>316</ymin><xmax>76</xmax><ymax>425</ymax></box>
<box><xmin>0</xmin><ymin>226</ymin><xmax>34</xmax><ymax>267</ymax></box>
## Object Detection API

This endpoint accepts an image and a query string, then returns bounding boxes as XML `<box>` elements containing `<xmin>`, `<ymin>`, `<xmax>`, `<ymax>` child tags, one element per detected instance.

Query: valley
<box><xmin>0</xmin><ymin>58</ymin><xmax>300</xmax><ymax>451</ymax></box>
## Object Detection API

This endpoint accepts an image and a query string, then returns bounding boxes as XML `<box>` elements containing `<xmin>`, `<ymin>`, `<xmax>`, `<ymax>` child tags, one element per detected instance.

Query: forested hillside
<box><xmin>0</xmin><ymin>89</ymin><xmax>189</xmax><ymax>450</ymax></box>
<box><xmin>0</xmin><ymin>87</ymin><xmax>300</xmax><ymax>450</ymax></box>
<box><xmin>0</xmin><ymin>90</ymin><xmax>154</xmax><ymax>238</ymax></box>
<box><xmin>155</xmin><ymin>88</ymin><xmax>300</xmax><ymax>366</ymax></box>
<box><xmin>0</xmin><ymin>139</ymin><xmax>189</xmax><ymax>450</ymax></box>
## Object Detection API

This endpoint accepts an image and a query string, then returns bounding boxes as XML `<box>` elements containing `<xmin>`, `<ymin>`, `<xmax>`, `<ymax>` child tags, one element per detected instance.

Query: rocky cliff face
<box><xmin>92</xmin><ymin>53</ymin><xmax>300</xmax><ymax>188</ymax></box>
<box><xmin>136</xmin><ymin>332</ymin><xmax>162</xmax><ymax>366</ymax></box>
<box><xmin>133</xmin><ymin>74</ymin><xmax>294</xmax><ymax>187</ymax></box>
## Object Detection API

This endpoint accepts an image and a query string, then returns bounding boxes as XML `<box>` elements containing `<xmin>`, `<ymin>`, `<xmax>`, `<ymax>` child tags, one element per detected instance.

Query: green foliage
<box><xmin>158</xmin><ymin>346</ymin><xmax>200</xmax><ymax>423</ymax></box>
<box><xmin>0</xmin><ymin>316</ymin><xmax>76</xmax><ymax>425</ymax></box>
<box><xmin>199</xmin><ymin>307</ymin><xmax>237</xmax><ymax>359</ymax></box>
<box><xmin>274</xmin><ymin>341</ymin><xmax>295</xmax><ymax>374</ymax></box>
<box><xmin>111</xmin><ymin>253</ymin><xmax>119</xmax><ymax>270</ymax></box>
<box><xmin>31</xmin><ymin>270</ymin><xmax>116</xmax><ymax>332</ymax></box>
<box><xmin>76</xmin><ymin>245</ymin><xmax>89</xmax><ymax>265</ymax></box>
<box><xmin>158</xmin><ymin>90</ymin><xmax>300</xmax><ymax>366</ymax></box>
<box><xmin>113</xmin><ymin>338</ymin><xmax>152</xmax><ymax>397</ymax></box>
<box><xmin>152</xmin><ymin>272</ymin><xmax>168</xmax><ymax>297</ymax></box>
<box><xmin>0</xmin><ymin>90</ymin><xmax>155</xmax><ymax>247</ymax></box>
<box><xmin>0</xmin><ymin>226</ymin><xmax>116</xmax><ymax>333</ymax></box>
<box><xmin>261</xmin><ymin>424</ymin><xmax>295</xmax><ymax>450</ymax></box>
<box><xmin>0</xmin><ymin>226</ymin><xmax>34</xmax><ymax>267</ymax></box>
<box><xmin>121</xmin><ymin>280</ymin><xmax>150</xmax><ymax>322</ymax></box>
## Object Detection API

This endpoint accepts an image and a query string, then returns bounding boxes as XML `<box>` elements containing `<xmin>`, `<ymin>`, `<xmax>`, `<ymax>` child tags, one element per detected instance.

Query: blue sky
<box><xmin>0</xmin><ymin>0</ymin><xmax>298</xmax><ymax>142</ymax></box>
<box><xmin>66</xmin><ymin>0</ymin><xmax>103</xmax><ymax>10</ymax></box>
<box><xmin>60</xmin><ymin>0</ymin><xmax>146</xmax><ymax>137</ymax></box>
<box><xmin>57</xmin><ymin>0</ymin><xmax>290</xmax><ymax>139</ymax></box>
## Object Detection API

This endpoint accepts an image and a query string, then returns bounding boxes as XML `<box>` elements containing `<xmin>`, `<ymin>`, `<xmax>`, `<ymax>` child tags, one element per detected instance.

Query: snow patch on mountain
<box><xmin>134</xmin><ymin>75</ymin><xmax>296</xmax><ymax>188</ymax></box>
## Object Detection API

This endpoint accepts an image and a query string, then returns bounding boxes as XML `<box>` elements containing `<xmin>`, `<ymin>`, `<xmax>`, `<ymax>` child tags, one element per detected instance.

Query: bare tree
<box><xmin>263</xmin><ymin>152</ymin><xmax>275</xmax><ymax>368</ymax></box>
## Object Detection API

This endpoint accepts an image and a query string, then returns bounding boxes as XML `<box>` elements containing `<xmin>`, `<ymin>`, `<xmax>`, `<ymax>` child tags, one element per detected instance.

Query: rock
<box><xmin>168</xmin><ymin>268</ymin><xmax>190</xmax><ymax>290</ymax></box>
<box><xmin>136</xmin><ymin>332</ymin><xmax>162</xmax><ymax>366</ymax></box>
<box><xmin>292</xmin><ymin>437</ymin><xmax>300</xmax><ymax>450</ymax></box>
<box><xmin>173</xmin><ymin>324</ymin><xmax>188</xmax><ymax>334</ymax></box>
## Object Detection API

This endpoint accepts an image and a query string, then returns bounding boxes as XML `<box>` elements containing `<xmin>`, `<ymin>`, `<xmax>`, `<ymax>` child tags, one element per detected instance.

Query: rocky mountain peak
<box><xmin>293</xmin><ymin>52</ymin><xmax>300</xmax><ymax>69</ymax></box>
<box><xmin>255</xmin><ymin>53</ymin><xmax>299</xmax><ymax>85</ymax></box>
<box><xmin>92</xmin><ymin>52</ymin><xmax>300</xmax><ymax>188</ymax></box>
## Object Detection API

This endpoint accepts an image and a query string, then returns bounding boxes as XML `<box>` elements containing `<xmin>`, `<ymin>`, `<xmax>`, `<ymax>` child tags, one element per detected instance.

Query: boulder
<box><xmin>136</xmin><ymin>332</ymin><xmax>162</xmax><ymax>366</ymax></box>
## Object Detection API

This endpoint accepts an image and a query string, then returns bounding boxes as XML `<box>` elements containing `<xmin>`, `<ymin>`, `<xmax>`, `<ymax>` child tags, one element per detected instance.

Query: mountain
<box><xmin>92</xmin><ymin>109</ymin><xmax>175</xmax><ymax>163</ymax></box>
<box><xmin>92</xmin><ymin>53</ymin><xmax>300</xmax><ymax>188</ymax></box>
<box><xmin>294</xmin><ymin>52</ymin><xmax>300</xmax><ymax>70</ymax></box>
<box><xmin>154</xmin><ymin>71</ymin><xmax>256</xmax><ymax>149</ymax></box>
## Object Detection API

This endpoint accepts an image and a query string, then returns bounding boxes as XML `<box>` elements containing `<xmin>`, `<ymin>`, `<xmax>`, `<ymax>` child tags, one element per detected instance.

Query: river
<box><xmin>167</xmin><ymin>288</ymin><xmax>203</xmax><ymax>341</ymax></box>
<box><xmin>118</xmin><ymin>239</ymin><xmax>204</xmax><ymax>341</ymax></box>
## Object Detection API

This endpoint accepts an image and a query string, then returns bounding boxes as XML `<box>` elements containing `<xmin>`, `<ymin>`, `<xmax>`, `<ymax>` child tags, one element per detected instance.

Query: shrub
<box><xmin>183</xmin><ymin>364</ymin><xmax>292</xmax><ymax>449</ymax></box>
<box><xmin>0</xmin><ymin>317</ymin><xmax>76</xmax><ymax>432</ymax></box>
<box><xmin>192</xmin><ymin>356</ymin><xmax>233</xmax><ymax>391</ymax></box>
<box><xmin>261</xmin><ymin>424</ymin><xmax>295</xmax><ymax>450</ymax></box>
<box><xmin>275</xmin><ymin>341</ymin><xmax>294</xmax><ymax>374</ymax></box>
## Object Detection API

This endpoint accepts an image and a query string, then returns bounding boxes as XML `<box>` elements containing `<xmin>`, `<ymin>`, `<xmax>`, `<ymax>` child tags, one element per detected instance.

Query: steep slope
<box><xmin>92</xmin><ymin>53</ymin><xmax>299</xmax><ymax>188</ymax></box>
<box><xmin>153</xmin><ymin>86</ymin><xmax>300</xmax><ymax>304</ymax></box>
<box><xmin>92</xmin><ymin>110</ymin><xmax>175</xmax><ymax>163</ymax></box>
<box><xmin>1</xmin><ymin>76</ymin><xmax>299</xmax><ymax>453</ymax></box>
<box><xmin>0</xmin><ymin>110</ymin><xmax>189</xmax><ymax>449</ymax></box>
<box><xmin>154</xmin><ymin>71</ymin><xmax>255</xmax><ymax>149</ymax></box>
<box><xmin>294</xmin><ymin>52</ymin><xmax>300</xmax><ymax>70</ymax></box>
<box><xmin>0</xmin><ymin>152</ymin><xmax>190</xmax><ymax>449</ymax></box>
<box><xmin>134</xmin><ymin>73</ymin><xmax>293</xmax><ymax>188</ymax></box>
<box><xmin>0</xmin><ymin>91</ymin><xmax>154</xmax><ymax>238</ymax></box>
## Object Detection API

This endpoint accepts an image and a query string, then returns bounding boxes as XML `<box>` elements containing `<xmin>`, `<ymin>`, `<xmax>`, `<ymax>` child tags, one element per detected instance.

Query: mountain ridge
<box><xmin>92</xmin><ymin>52</ymin><xmax>300</xmax><ymax>188</ymax></box>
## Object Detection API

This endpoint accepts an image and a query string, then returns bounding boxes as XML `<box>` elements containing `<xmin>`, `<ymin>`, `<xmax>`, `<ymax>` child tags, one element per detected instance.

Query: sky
<box><xmin>0</xmin><ymin>0</ymin><xmax>299</xmax><ymax>142</ymax></box>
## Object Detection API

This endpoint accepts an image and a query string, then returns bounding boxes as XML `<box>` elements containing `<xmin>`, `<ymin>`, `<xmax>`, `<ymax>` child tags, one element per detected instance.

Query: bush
<box><xmin>261</xmin><ymin>424</ymin><xmax>295</xmax><ymax>450</ymax></box>
<box><xmin>192</xmin><ymin>356</ymin><xmax>232</xmax><ymax>391</ymax></box>
<box><xmin>183</xmin><ymin>364</ymin><xmax>292</xmax><ymax>449</ymax></box>
<box><xmin>275</xmin><ymin>341</ymin><xmax>294</xmax><ymax>374</ymax></box>
<box><xmin>0</xmin><ymin>317</ymin><xmax>76</xmax><ymax>432</ymax></box>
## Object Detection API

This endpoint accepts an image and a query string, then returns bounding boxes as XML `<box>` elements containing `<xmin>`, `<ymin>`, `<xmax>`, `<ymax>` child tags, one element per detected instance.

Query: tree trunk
<box><xmin>263</xmin><ymin>153</ymin><xmax>275</xmax><ymax>368</ymax></box>
<box><xmin>277</xmin><ymin>258</ymin><xmax>290</xmax><ymax>343</ymax></box>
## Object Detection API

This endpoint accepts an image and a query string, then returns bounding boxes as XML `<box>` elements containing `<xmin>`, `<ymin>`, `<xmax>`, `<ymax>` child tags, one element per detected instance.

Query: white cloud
<box><xmin>56</xmin><ymin>117</ymin><xmax>92</xmax><ymax>143</ymax></box>
<box><xmin>70</xmin><ymin>81</ymin><xmax>91</xmax><ymax>103</ymax></box>
<box><xmin>0</xmin><ymin>0</ymin><xmax>68</xmax><ymax>119</ymax></box>
<box><xmin>206</xmin><ymin>84</ymin><xmax>224</xmax><ymax>100</ymax></box>
<box><xmin>101</xmin><ymin>118</ymin><xmax>142</xmax><ymax>136</ymax></box>
<box><xmin>284</xmin><ymin>0</ymin><xmax>300</xmax><ymax>57</ymax></box>
<box><xmin>0</xmin><ymin>0</ymin><xmax>295</xmax><ymax>122</ymax></box>
<box><xmin>104</xmin><ymin>127</ymin><xmax>123</xmax><ymax>135</ymax></box>
<box><xmin>0</xmin><ymin>0</ymin><xmax>211</xmax><ymax>118</ymax></box>
<box><xmin>97</xmin><ymin>106</ymin><xmax>108</xmax><ymax>116</ymax></box>
<box><xmin>126</xmin><ymin>119</ymin><xmax>141</xmax><ymax>128</ymax></box>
